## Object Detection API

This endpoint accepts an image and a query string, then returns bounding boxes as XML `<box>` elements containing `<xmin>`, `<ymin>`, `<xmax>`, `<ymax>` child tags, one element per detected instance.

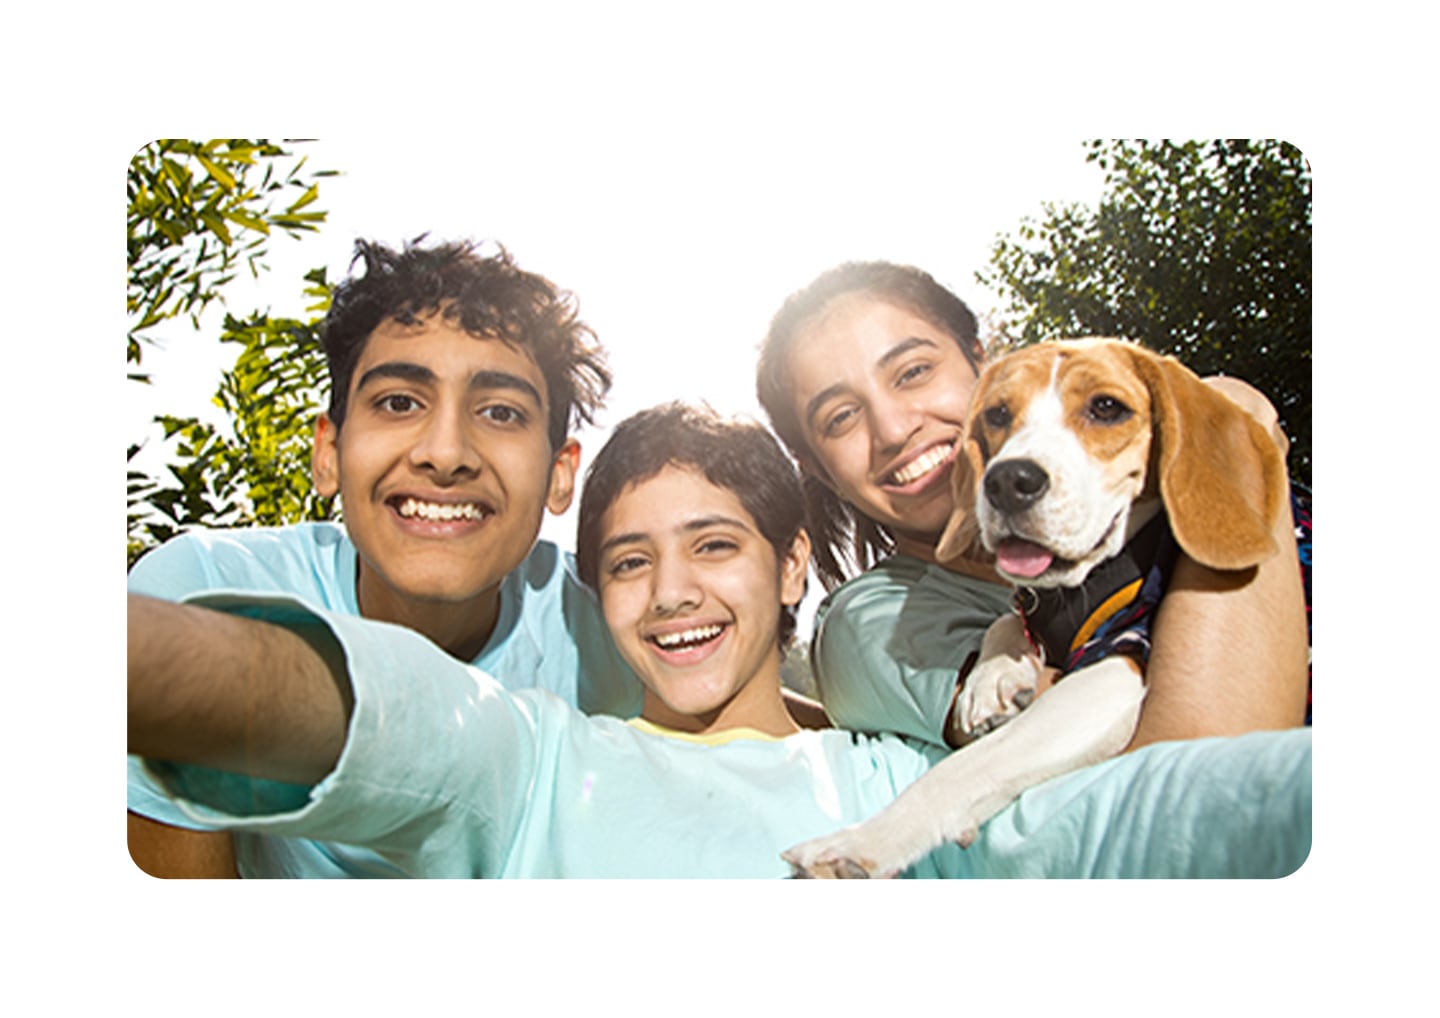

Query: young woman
<box><xmin>127</xmin><ymin>403</ymin><xmax>1312</xmax><ymax>877</ymax></box>
<box><xmin>756</xmin><ymin>261</ymin><xmax>1310</xmax><ymax>749</ymax></box>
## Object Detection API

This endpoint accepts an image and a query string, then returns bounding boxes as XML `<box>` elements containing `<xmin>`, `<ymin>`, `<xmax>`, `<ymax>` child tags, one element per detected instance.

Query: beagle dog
<box><xmin>783</xmin><ymin>338</ymin><xmax>1287</xmax><ymax>879</ymax></box>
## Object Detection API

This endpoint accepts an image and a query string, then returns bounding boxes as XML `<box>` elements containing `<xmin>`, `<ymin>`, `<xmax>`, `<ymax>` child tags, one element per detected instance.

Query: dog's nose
<box><xmin>985</xmin><ymin>459</ymin><xmax>1050</xmax><ymax>513</ymax></box>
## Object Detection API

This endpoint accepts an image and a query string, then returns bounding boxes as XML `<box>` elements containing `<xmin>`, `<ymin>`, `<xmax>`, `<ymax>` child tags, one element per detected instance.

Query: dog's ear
<box><xmin>934</xmin><ymin>415</ymin><xmax>988</xmax><ymax>564</ymax></box>
<box><xmin>1129</xmin><ymin>348</ymin><xmax>1286</xmax><ymax>570</ymax></box>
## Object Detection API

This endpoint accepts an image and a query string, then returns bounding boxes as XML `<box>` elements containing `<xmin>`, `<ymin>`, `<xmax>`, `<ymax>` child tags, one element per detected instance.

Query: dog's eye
<box><xmin>982</xmin><ymin>404</ymin><xmax>1011</xmax><ymax>429</ymax></box>
<box><xmin>1086</xmin><ymin>395</ymin><xmax>1132</xmax><ymax>424</ymax></box>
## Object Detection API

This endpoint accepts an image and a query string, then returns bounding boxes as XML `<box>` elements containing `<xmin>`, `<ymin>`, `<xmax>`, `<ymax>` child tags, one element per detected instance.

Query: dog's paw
<box><xmin>783</xmin><ymin>818</ymin><xmax>980</xmax><ymax>878</ymax></box>
<box><xmin>953</xmin><ymin>657</ymin><xmax>1039</xmax><ymax>746</ymax></box>
<box><xmin>785</xmin><ymin>856</ymin><xmax>875</xmax><ymax>879</ymax></box>
<box><xmin>781</xmin><ymin>828</ymin><xmax>901</xmax><ymax>879</ymax></box>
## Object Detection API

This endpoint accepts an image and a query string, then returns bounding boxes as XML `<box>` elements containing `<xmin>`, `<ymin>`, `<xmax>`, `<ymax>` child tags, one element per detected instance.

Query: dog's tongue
<box><xmin>995</xmin><ymin>538</ymin><xmax>1054</xmax><ymax>579</ymax></box>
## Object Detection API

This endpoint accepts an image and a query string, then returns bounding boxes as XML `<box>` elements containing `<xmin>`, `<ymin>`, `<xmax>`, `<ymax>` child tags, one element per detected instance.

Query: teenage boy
<box><xmin>127</xmin><ymin>237</ymin><xmax>644</xmax><ymax>878</ymax></box>
<box><xmin>126</xmin><ymin>403</ymin><xmax>1312</xmax><ymax>878</ymax></box>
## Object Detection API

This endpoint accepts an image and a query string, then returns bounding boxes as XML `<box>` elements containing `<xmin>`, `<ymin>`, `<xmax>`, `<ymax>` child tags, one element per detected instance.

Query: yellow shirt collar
<box><xmin>627</xmin><ymin>717</ymin><xmax>783</xmax><ymax>745</ymax></box>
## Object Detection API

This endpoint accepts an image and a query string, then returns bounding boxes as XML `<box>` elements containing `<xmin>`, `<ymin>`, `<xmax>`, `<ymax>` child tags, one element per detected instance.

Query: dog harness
<box><xmin>1014</xmin><ymin>512</ymin><xmax>1180</xmax><ymax>676</ymax></box>
<box><xmin>1014</xmin><ymin>488</ymin><xmax>1312</xmax><ymax>718</ymax></box>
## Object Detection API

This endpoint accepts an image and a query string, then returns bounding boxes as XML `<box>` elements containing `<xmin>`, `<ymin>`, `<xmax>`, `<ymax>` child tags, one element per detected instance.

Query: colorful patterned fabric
<box><xmin>1293</xmin><ymin>486</ymin><xmax>1313</xmax><ymax>725</ymax></box>
<box><xmin>1015</xmin><ymin>512</ymin><xmax>1180</xmax><ymax>677</ymax></box>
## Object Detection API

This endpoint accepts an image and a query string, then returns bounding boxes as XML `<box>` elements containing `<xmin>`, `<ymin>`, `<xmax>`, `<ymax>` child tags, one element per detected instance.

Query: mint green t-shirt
<box><xmin>142</xmin><ymin>594</ymin><xmax>1313</xmax><ymax>879</ymax></box>
<box><xmin>813</xmin><ymin>554</ymin><xmax>1013</xmax><ymax>745</ymax></box>
<box><xmin>127</xmin><ymin>523</ymin><xmax>644</xmax><ymax>877</ymax></box>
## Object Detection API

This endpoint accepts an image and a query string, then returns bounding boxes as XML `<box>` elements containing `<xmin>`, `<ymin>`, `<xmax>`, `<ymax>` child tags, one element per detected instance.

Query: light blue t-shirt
<box><xmin>142</xmin><ymin>594</ymin><xmax>1313</xmax><ymax>879</ymax></box>
<box><xmin>127</xmin><ymin>523</ymin><xmax>644</xmax><ymax>877</ymax></box>
<box><xmin>812</xmin><ymin>554</ymin><xmax>1013</xmax><ymax>746</ymax></box>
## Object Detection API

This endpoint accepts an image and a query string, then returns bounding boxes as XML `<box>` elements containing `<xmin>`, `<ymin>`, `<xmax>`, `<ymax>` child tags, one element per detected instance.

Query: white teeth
<box><xmin>397</xmin><ymin>498</ymin><xmax>489</xmax><ymax>522</ymax></box>
<box><xmin>890</xmin><ymin>444</ymin><xmax>953</xmax><ymax>486</ymax></box>
<box><xmin>653</xmin><ymin>624</ymin><xmax>724</xmax><ymax>649</ymax></box>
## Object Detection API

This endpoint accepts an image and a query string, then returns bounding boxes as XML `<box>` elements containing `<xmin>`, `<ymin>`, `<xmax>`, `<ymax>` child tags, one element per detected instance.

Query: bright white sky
<box><xmin>130</xmin><ymin>136</ymin><xmax>1108</xmax><ymax>577</ymax></box>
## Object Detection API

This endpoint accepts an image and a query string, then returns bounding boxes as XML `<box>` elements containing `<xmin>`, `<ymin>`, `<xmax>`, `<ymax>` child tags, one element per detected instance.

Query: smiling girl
<box><xmin>575</xmin><ymin>403</ymin><xmax>811</xmax><ymax>739</ymax></box>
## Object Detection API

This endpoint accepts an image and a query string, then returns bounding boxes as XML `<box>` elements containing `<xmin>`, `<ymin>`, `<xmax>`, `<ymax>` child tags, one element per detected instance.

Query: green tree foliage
<box><xmin>980</xmin><ymin>140</ymin><xmax>1311</xmax><ymax>484</ymax></box>
<box><xmin>128</xmin><ymin>141</ymin><xmax>338</xmax><ymax>566</ymax></box>
<box><xmin>129</xmin><ymin>139</ymin><xmax>333</xmax><ymax>381</ymax></box>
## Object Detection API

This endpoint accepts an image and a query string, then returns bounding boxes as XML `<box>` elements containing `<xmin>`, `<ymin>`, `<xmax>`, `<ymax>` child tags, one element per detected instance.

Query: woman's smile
<box><xmin>879</xmin><ymin>439</ymin><xmax>957</xmax><ymax>493</ymax></box>
<box><xmin>784</xmin><ymin>295</ymin><xmax>978</xmax><ymax>553</ymax></box>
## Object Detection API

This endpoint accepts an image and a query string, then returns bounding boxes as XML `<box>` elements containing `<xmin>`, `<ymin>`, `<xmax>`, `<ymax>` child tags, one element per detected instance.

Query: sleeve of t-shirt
<box><xmin>128</xmin><ymin>532</ymin><xmax>220</xmax><ymax>600</ymax></box>
<box><xmin>948</xmin><ymin>728</ymin><xmax>1313</xmax><ymax>879</ymax></box>
<box><xmin>811</xmin><ymin>568</ymin><xmax>1001</xmax><ymax>746</ymax></box>
<box><xmin>562</xmin><ymin>557</ymin><xmax>645</xmax><ymax>719</ymax></box>
<box><xmin>139</xmin><ymin>594</ymin><xmax>540</xmax><ymax>877</ymax></box>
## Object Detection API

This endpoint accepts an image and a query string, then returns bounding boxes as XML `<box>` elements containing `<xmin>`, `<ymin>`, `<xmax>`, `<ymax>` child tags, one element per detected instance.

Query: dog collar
<box><xmin>1014</xmin><ymin>512</ymin><xmax>1179</xmax><ymax>673</ymax></box>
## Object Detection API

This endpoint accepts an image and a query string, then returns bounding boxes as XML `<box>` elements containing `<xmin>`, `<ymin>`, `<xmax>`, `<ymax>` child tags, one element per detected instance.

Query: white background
<box><xmin>1</xmin><ymin>1</ymin><xmax>1428</xmax><ymax>1012</ymax></box>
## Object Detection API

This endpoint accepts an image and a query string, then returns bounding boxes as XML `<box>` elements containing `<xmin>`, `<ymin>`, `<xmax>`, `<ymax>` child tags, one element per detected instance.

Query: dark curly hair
<box><xmin>321</xmin><ymin>236</ymin><xmax>611</xmax><ymax>449</ymax></box>
<box><xmin>756</xmin><ymin>261</ymin><xmax>985</xmax><ymax>591</ymax></box>
<box><xmin>576</xmin><ymin>402</ymin><xmax>809</xmax><ymax>648</ymax></box>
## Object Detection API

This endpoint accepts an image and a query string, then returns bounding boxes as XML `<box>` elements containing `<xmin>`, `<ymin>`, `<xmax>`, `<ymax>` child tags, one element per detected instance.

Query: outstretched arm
<box><xmin>128</xmin><ymin>593</ymin><xmax>354</xmax><ymax>785</ymax></box>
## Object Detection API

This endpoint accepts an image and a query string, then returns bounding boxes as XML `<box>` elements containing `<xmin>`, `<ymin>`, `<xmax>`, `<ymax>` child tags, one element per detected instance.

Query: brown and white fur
<box><xmin>783</xmin><ymin>338</ymin><xmax>1287</xmax><ymax>878</ymax></box>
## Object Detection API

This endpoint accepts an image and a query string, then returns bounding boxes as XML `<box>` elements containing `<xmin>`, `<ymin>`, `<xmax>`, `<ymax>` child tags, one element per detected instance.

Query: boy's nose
<box><xmin>410</xmin><ymin>410</ymin><xmax>481</xmax><ymax>479</ymax></box>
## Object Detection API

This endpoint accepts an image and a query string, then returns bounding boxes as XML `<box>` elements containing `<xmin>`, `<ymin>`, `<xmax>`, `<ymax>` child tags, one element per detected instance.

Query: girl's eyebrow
<box><xmin>597</xmin><ymin>530</ymin><xmax>647</xmax><ymax>558</ymax></box>
<box><xmin>803</xmin><ymin>382</ymin><xmax>849</xmax><ymax>432</ymax></box>
<box><xmin>803</xmin><ymin>336</ymin><xmax>938</xmax><ymax>429</ymax></box>
<box><xmin>875</xmin><ymin>335</ymin><xmax>938</xmax><ymax>370</ymax></box>
<box><xmin>597</xmin><ymin>514</ymin><xmax>752</xmax><ymax>558</ymax></box>
<box><xmin>680</xmin><ymin>513</ymin><xmax>751</xmax><ymax>534</ymax></box>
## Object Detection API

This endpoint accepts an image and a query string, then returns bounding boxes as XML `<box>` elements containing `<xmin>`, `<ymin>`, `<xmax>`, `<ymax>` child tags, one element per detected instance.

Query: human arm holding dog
<box><xmin>1127</xmin><ymin>374</ymin><xmax>1308</xmax><ymax>747</ymax></box>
